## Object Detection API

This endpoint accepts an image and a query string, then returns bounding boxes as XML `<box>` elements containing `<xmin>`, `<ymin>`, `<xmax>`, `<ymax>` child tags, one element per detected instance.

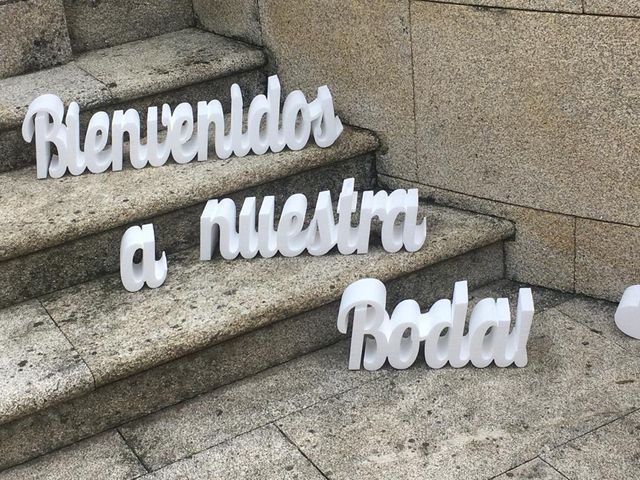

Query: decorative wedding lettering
<box><xmin>337</xmin><ymin>279</ymin><xmax>535</xmax><ymax>370</ymax></box>
<box><xmin>615</xmin><ymin>285</ymin><xmax>640</xmax><ymax>339</ymax></box>
<box><xmin>22</xmin><ymin>75</ymin><xmax>343</xmax><ymax>179</ymax></box>
<box><xmin>120</xmin><ymin>224</ymin><xmax>167</xmax><ymax>292</ymax></box>
<box><xmin>200</xmin><ymin>178</ymin><xmax>427</xmax><ymax>260</ymax></box>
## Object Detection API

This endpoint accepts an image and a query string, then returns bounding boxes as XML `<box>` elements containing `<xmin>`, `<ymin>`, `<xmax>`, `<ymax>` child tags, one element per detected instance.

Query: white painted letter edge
<box><xmin>615</xmin><ymin>285</ymin><xmax>640</xmax><ymax>339</ymax></box>
<box><xmin>337</xmin><ymin>279</ymin><xmax>535</xmax><ymax>370</ymax></box>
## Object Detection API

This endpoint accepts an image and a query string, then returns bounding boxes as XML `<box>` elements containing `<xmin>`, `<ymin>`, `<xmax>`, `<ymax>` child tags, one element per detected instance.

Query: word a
<box><xmin>615</xmin><ymin>285</ymin><xmax>640</xmax><ymax>339</ymax></box>
<box><xmin>120</xmin><ymin>224</ymin><xmax>167</xmax><ymax>292</ymax></box>
<box><xmin>22</xmin><ymin>75</ymin><xmax>343</xmax><ymax>179</ymax></box>
<box><xmin>337</xmin><ymin>279</ymin><xmax>534</xmax><ymax>370</ymax></box>
<box><xmin>200</xmin><ymin>178</ymin><xmax>427</xmax><ymax>260</ymax></box>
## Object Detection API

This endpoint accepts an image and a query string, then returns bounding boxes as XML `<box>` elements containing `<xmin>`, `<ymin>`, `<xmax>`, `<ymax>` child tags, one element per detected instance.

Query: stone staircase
<box><xmin>0</xmin><ymin>2</ymin><xmax>515</xmax><ymax>472</ymax></box>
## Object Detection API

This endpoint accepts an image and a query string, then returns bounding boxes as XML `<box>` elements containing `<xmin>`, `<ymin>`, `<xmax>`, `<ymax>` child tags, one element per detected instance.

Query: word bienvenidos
<box><xmin>22</xmin><ymin>75</ymin><xmax>343</xmax><ymax>179</ymax></box>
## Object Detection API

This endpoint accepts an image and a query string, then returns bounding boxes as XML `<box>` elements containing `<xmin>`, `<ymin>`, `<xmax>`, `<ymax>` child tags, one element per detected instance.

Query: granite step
<box><xmin>0</xmin><ymin>205</ymin><xmax>513</xmax><ymax>470</ymax></box>
<box><xmin>0</xmin><ymin>125</ymin><xmax>378</xmax><ymax>309</ymax></box>
<box><xmin>0</xmin><ymin>28</ymin><xmax>268</xmax><ymax>172</ymax></box>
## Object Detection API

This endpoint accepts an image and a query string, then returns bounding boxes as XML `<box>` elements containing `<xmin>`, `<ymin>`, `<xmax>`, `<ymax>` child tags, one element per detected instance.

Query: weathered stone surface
<box><xmin>0</xmin><ymin>300</ymin><xmax>343</xmax><ymax>470</ymax></box>
<box><xmin>380</xmin><ymin>175</ymin><xmax>574</xmax><ymax>291</ymax></box>
<box><xmin>0</xmin><ymin>242</ymin><xmax>504</xmax><ymax>471</ymax></box>
<box><xmin>41</xmin><ymin>206</ymin><xmax>511</xmax><ymax>387</ymax></box>
<box><xmin>494</xmin><ymin>458</ymin><xmax>566</xmax><ymax>479</ymax></box>
<box><xmin>143</xmin><ymin>425</ymin><xmax>323</xmax><ymax>479</ymax></box>
<box><xmin>584</xmin><ymin>1</ymin><xmax>640</xmax><ymax>17</ymax></box>
<box><xmin>0</xmin><ymin>0</ymin><xmax>72</xmax><ymax>79</ymax></box>
<box><xmin>575</xmin><ymin>219</ymin><xmax>640</xmax><ymax>301</ymax></box>
<box><xmin>419</xmin><ymin>0</ymin><xmax>581</xmax><ymax>13</ymax></box>
<box><xmin>0</xmin><ymin>301</ymin><xmax>93</xmax><ymax>425</ymax></box>
<box><xmin>470</xmin><ymin>279</ymin><xmax>573</xmax><ymax>315</ymax></box>
<box><xmin>194</xmin><ymin>0</ymin><xmax>263</xmax><ymax>46</ymax></box>
<box><xmin>0</xmin><ymin>63</ymin><xmax>111</xmax><ymax>131</ymax></box>
<box><xmin>120</xmin><ymin>342</ymin><xmax>385</xmax><ymax>469</ymax></box>
<box><xmin>0</xmin><ymin>152</ymin><xmax>374</xmax><ymax>308</ymax></box>
<box><xmin>76</xmin><ymin>28</ymin><xmax>266</xmax><ymax>102</ymax></box>
<box><xmin>259</xmin><ymin>0</ymin><xmax>416</xmax><ymax>178</ymax></box>
<box><xmin>0</xmin><ymin>430</ymin><xmax>145</xmax><ymax>480</ymax></box>
<box><xmin>64</xmin><ymin>0</ymin><xmax>194</xmax><ymax>53</ymax></box>
<box><xmin>542</xmin><ymin>411</ymin><xmax>640</xmax><ymax>479</ymax></box>
<box><xmin>0</xmin><ymin>126</ymin><xmax>377</xmax><ymax>262</ymax></box>
<box><xmin>276</xmin><ymin>307</ymin><xmax>640</xmax><ymax>479</ymax></box>
<box><xmin>411</xmin><ymin>2</ymin><xmax>640</xmax><ymax>226</ymax></box>
<box><xmin>556</xmin><ymin>296</ymin><xmax>640</xmax><ymax>356</ymax></box>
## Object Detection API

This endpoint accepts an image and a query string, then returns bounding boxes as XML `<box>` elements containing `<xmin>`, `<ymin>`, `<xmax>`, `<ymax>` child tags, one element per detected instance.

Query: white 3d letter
<box><xmin>120</xmin><ymin>224</ymin><xmax>168</xmax><ymax>292</ymax></box>
<box><xmin>615</xmin><ymin>285</ymin><xmax>640</xmax><ymax>339</ymax></box>
<box><xmin>22</xmin><ymin>94</ymin><xmax>69</xmax><ymax>179</ymax></box>
<box><xmin>337</xmin><ymin>278</ymin><xmax>389</xmax><ymax>370</ymax></box>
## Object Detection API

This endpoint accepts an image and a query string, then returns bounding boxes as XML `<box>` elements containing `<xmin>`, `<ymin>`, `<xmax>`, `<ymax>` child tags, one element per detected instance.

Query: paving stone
<box><xmin>556</xmin><ymin>296</ymin><xmax>640</xmax><ymax>356</ymax></box>
<box><xmin>380</xmin><ymin>175</ymin><xmax>575</xmax><ymax>291</ymax></box>
<box><xmin>584</xmin><ymin>1</ymin><xmax>640</xmax><ymax>17</ymax></box>
<box><xmin>418</xmin><ymin>0</ymin><xmax>581</xmax><ymax>12</ymax></box>
<box><xmin>259</xmin><ymin>0</ymin><xmax>417</xmax><ymax>179</ymax></box>
<box><xmin>142</xmin><ymin>425</ymin><xmax>324</xmax><ymax>479</ymax></box>
<box><xmin>194</xmin><ymin>0</ymin><xmax>263</xmax><ymax>45</ymax></box>
<box><xmin>76</xmin><ymin>28</ymin><xmax>266</xmax><ymax>102</ymax></box>
<box><xmin>64</xmin><ymin>0</ymin><xmax>194</xmax><ymax>53</ymax></box>
<box><xmin>0</xmin><ymin>430</ymin><xmax>145</xmax><ymax>480</ymax></box>
<box><xmin>411</xmin><ymin>2</ymin><xmax>640</xmax><ymax>227</ymax></box>
<box><xmin>0</xmin><ymin>63</ymin><xmax>111</xmax><ymax>131</ymax></box>
<box><xmin>276</xmin><ymin>307</ymin><xmax>640</xmax><ymax>479</ymax></box>
<box><xmin>575</xmin><ymin>219</ymin><xmax>640</xmax><ymax>302</ymax></box>
<box><xmin>494</xmin><ymin>458</ymin><xmax>566</xmax><ymax>479</ymax></box>
<box><xmin>542</xmin><ymin>411</ymin><xmax>640</xmax><ymax>480</ymax></box>
<box><xmin>0</xmin><ymin>126</ymin><xmax>377</xmax><ymax>262</ymax></box>
<box><xmin>0</xmin><ymin>300</ymin><xmax>344</xmax><ymax>470</ymax></box>
<box><xmin>0</xmin><ymin>241</ymin><xmax>503</xmax><ymax>470</ymax></box>
<box><xmin>0</xmin><ymin>301</ymin><xmax>93</xmax><ymax>425</ymax></box>
<box><xmin>0</xmin><ymin>0</ymin><xmax>72</xmax><ymax>79</ymax></box>
<box><xmin>41</xmin><ymin>206</ymin><xmax>511</xmax><ymax>387</ymax></box>
<box><xmin>120</xmin><ymin>342</ymin><xmax>386</xmax><ymax>469</ymax></box>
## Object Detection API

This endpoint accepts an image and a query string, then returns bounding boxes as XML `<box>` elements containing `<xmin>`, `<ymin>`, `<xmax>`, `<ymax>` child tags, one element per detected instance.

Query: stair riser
<box><xmin>0</xmin><ymin>70</ymin><xmax>266</xmax><ymax>173</ymax></box>
<box><xmin>0</xmin><ymin>242</ymin><xmax>505</xmax><ymax>471</ymax></box>
<box><xmin>0</xmin><ymin>154</ymin><xmax>375</xmax><ymax>309</ymax></box>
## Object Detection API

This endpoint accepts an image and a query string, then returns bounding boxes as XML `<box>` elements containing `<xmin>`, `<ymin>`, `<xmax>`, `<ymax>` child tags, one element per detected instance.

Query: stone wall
<box><xmin>0</xmin><ymin>0</ymin><xmax>195</xmax><ymax>78</ymax></box>
<box><xmin>212</xmin><ymin>0</ymin><xmax>639</xmax><ymax>301</ymax></box>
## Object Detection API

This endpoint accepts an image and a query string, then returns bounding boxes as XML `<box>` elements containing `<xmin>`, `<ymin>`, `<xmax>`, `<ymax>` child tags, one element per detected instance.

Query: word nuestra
<box><xmin>337</xmin><ymin>279</ymin><xmax>535</xmax><ymax>370</ymax></box>
<box><xmin>615</xmin><ymin>285</ymin><xmax>640</xmax><ymax>339</ymax></box>
<box><xmin>120</xmin><ymin>224</ymin><xmax>167</xmax><ymax>292</ymax></box>
<box><xmin>200</xmin><ymin>178</ymin><xmax>427</xmax><ymax>260</ymax></box>
<box><xmin>22</xmin><ymin>75</ymin><xmax>343</xmax><ymax>179</ymax></box>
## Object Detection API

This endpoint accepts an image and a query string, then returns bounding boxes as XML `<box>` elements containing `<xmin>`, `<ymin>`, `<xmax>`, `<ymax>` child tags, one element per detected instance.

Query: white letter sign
<box><xmin>615</xmin><ymin>285</ymin><xmax>640</xmax><ymax>339</ymax></box>
<box><xmin>22</xmin><ymin>75</ymin><xmax>343</xmax><ymax>179</ymax></box>
<box><xmin>337</xmin><ymin>279</ymin><xmax>535</xmax><ymax>370</ymax></box>
<box><xmin>120</xmin><ymin>224</ymin><xmax>168</xmax><ymax>292</ymax></box>
<box><xmin>200</xmin><ymin>178</ymin><xmax>427</xmax><ymax>261</ymax></box>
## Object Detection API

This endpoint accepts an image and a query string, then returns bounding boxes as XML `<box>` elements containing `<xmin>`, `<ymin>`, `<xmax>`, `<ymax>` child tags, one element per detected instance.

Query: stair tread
<box><xmin>0</xmin><ymin>205</ymin><xmax>513</xmax><ymax>425</ymax></box>
<box><xmin>0</xmin><ymin>126</ymin><xmax>378</xmax><ymax>261</ymax></box>
<box><xmin>0</xmin><ymin>28</ymin><xmax>266</xmax><ymax>131</ymax></box>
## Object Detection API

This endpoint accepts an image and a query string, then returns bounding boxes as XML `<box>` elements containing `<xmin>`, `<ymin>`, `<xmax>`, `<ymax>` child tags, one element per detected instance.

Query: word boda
<box><xmin>337</xmin><ymin>279</ymin><xmax>535</xmax><ymax>370</ymax></box>
<box><xmin>120</xmin><ymin>224</ymin><xmax>167</xmax><ymax>292</ymax></box>
<box><xmin>200</xmin><ymin>179</ymin><xmax>427</xmax><ymax>260</ymax></box>
<box><xmin>22</xmin><ymin>75</ymin><xmax>343</xmax><ymax>179</ymax></box>
<box><xmin>615</xmin><ymin>285</ymin><xmax>640</xmax><ymax>339</ymax></box>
